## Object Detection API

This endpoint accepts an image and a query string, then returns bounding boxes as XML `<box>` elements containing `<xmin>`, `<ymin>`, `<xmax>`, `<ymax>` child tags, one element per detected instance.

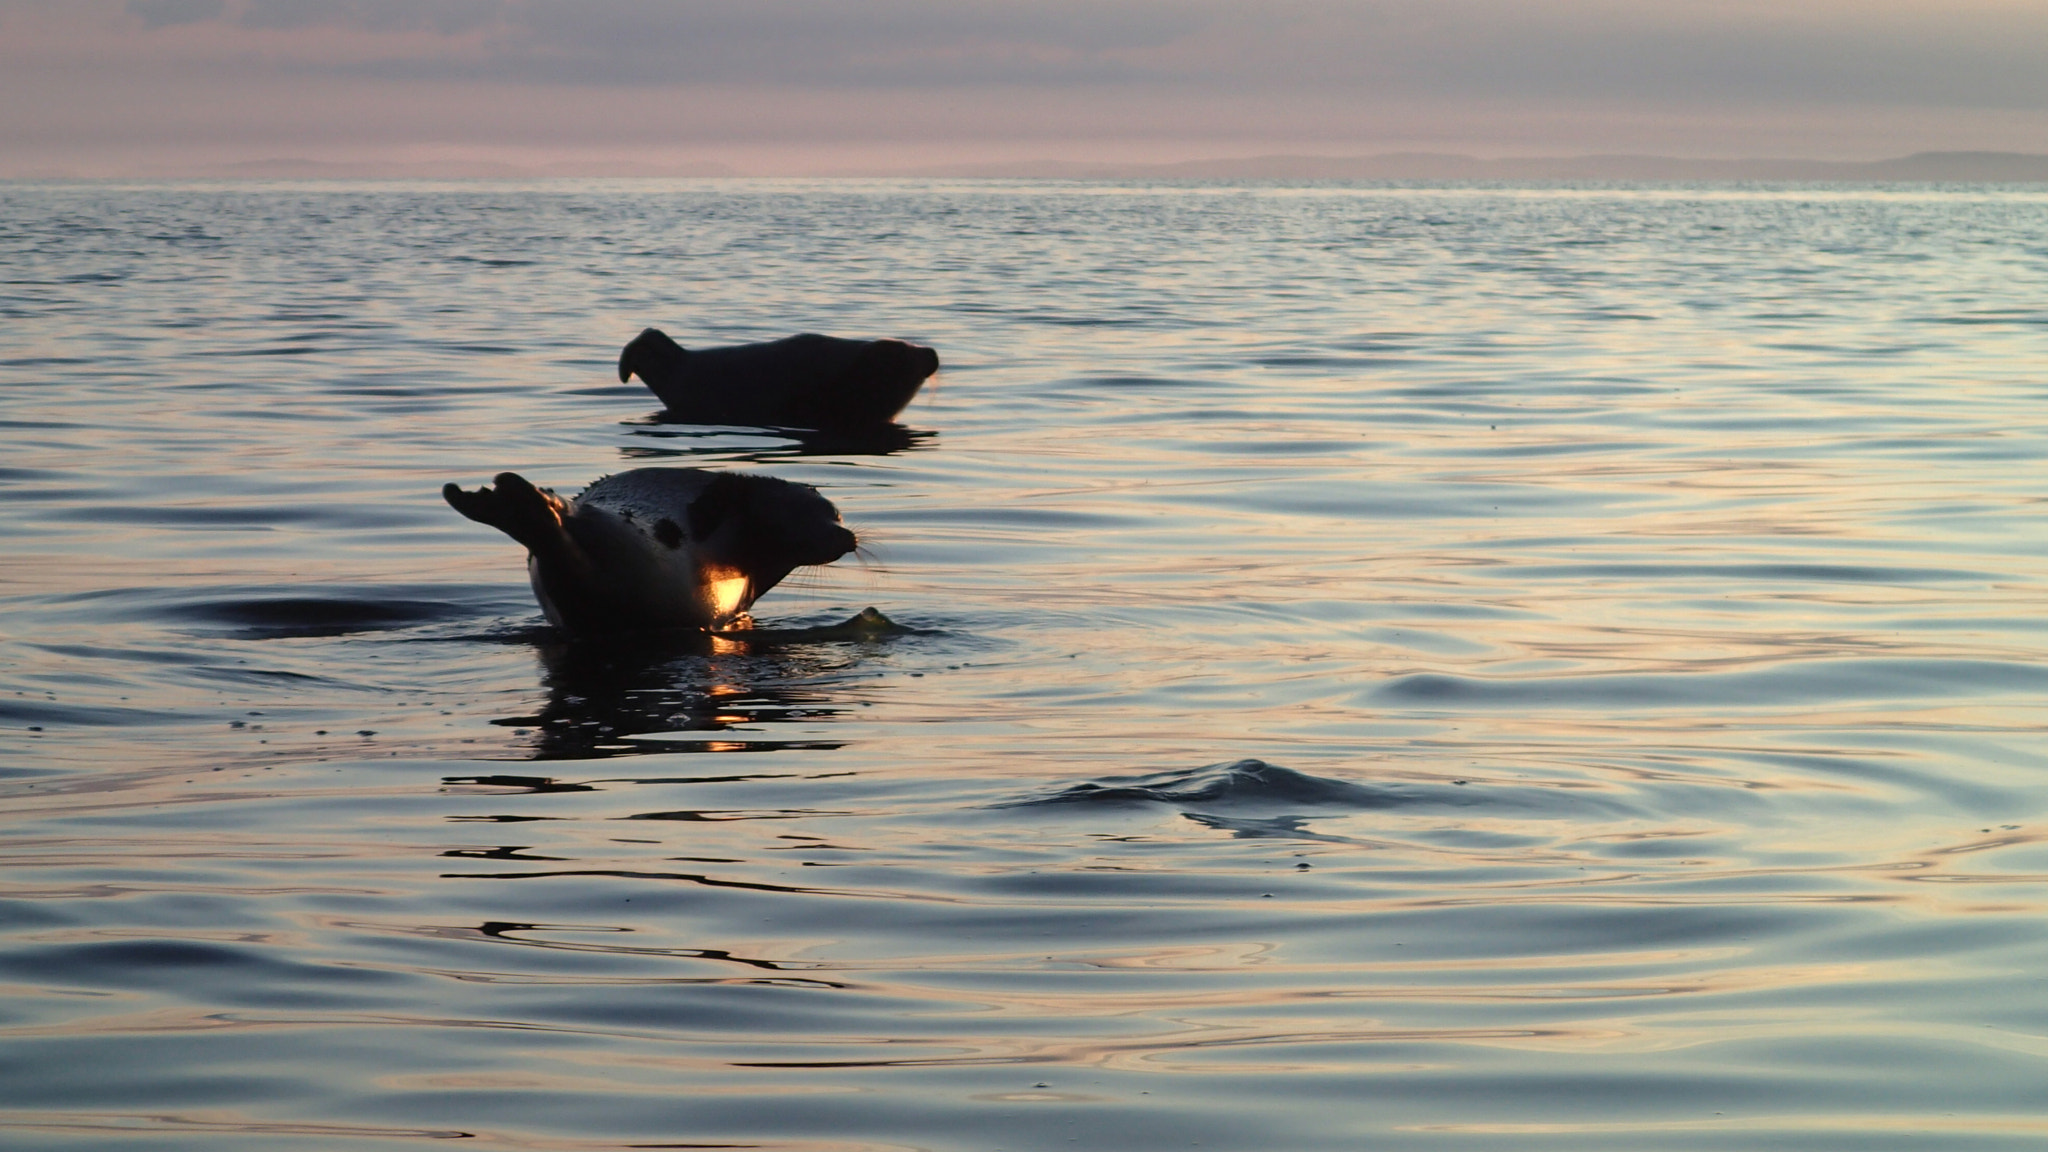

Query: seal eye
<box><xmin>653</xmin><ymin>518</ymin><xmax>685</xmax><ymax>549</ymax></box>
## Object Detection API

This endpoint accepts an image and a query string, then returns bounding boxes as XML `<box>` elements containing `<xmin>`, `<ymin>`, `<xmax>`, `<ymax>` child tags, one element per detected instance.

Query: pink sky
<box><xmin>4</xmin><ymin>0</ymin><xmax>2046</xmax><ymax>177</ymax></box>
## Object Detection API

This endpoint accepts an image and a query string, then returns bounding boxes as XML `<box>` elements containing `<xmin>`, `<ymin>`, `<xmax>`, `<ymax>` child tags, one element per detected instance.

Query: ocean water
<box><xmin>3</xmin><ymin>178</ymin><xmax>2048</xmax><ymax>1150</ymax></box>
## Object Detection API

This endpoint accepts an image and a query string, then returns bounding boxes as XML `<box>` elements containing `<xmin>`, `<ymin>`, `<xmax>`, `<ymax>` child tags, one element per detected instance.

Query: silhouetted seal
<box><xmin>443</xmin><ymin>468</ymin><xmax>856</xmax><ymax>637</ymax></box>
<box><xmin>618</xmin><ymin>328</ymin><xmax>939</xmax><ymax>429</ymax></box>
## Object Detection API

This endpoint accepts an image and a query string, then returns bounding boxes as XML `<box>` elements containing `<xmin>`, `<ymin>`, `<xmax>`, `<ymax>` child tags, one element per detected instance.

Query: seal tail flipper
<box><xmin>443</xmin><ymin>472</ymin><xmax>574</xmax><ymax>557</ymax></box>
<box><xmin>619</xmin><ymin>327</ymin><xmax>689</xmax><ymax>388</ymax></box>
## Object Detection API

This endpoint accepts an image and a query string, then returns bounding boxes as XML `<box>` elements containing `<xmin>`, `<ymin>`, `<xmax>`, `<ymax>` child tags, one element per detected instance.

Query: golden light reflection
<box><xmin>702</xmin><ymin>565</ymin><xmax>751</xmax><ymax>625</ymax></box>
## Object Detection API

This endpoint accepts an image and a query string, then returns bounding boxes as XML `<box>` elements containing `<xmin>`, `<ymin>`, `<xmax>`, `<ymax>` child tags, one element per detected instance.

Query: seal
<box><xmin>618</xmin><ymin>328</ymin><xmax>939</xmax><ymax>429</ymax></box>
<box><xmin>443</xmin><ymin>467</ymin><xmax>856</xmax><ymax>637</ymax></box>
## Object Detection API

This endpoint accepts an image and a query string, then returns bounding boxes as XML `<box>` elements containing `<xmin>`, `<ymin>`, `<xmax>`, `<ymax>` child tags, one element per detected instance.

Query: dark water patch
<box><xmin>183</xmin><ymin>664</ymin><xmax>359</xmax><ymax>690</ymax></box>
<box><xmin>630</xmin><ymin>420</ymin><xmax>937</xmax><ymax>458</ymax></box>
<box><xmin>1927</xmin><ymin>310</ymin><xmax>2048</xmax><ymax>327</ymax></box>
<box><xmin>714</xmin><ymin>609</ymin><xmax>925</xmax><ymax>645</ymax></box>
<box><xmin>55</xmin><ymin>504</ymin><xmax>381</xmax><ymax>529</ymax></box>
<box><xmin>392</xmin><ymin>920</ymin><xmax>803</xmax><ymax>969</ymax></box>
<box><xmin>155</xmin><ymin>587</ymin><xmax>499</xmax><ymax>638</ymax></box>
<box><xmin>0</xmin><ymin>939</ymin><xmax>396</xmax><ymax>1003</ymax></box>
<box><xmin>22</xmin><ymin>642</ymin><xmax>213</xmax><ymax>667</ymax></box>
<box><xmin>1371</xmin><ymin>658</ymin><xmax>2048</xmax><ymax>710</ymax></box>
<box><xmin>2</xmin><ymin>482</ymin><xmax>138</xmax><ymax>505</ymax></box>
<box><xmin>0</xmin><ymin>467</ymin><xmax>66</xmax><ymax>482</ymax></box>
<box><xmin>206</xmin><ymin>344</ymin><xmax>324</xmax><ymax>358</ymax></box>
<box><xmin>424</xmin><ymin>621</ymin><xmax>557</xmax><ymax>646</ymax></box>
<box><xmin>478</xmin><ymin>613</ymin><xmax>904</xmax><ymax>758</ymax></box>
<box><xmin>1182</xmin><ymin>811</ymin><xmax>1376</xmax><ymax>843</ymax></box>
<box><xmin>532</xmin><ymin>736</ymin><xmax>847</xmax><ymax>760</ymax></box>
<box><xmin>439</xmin><ymin>845</ymin><xmax>567</xmax><ymax>861</ymax></box>
<box><xmin>1253</xmin><ymin>353</ymin><xmax>1414</xmax><ymax>369</ymax></box>
<box><xmin>443</xmin><ymin>774</ymin><xmax>600</xmax><ymax>793</ymax></box>
<box><xmin>214</xmin><ymin>405</ymin><xmax>349</xmax><ymax>423</ymax></box>
<box><xmin>438</xmin><ymin>867</ymin><xmax>876</xmax><ymax>898</ymax></box>
<box><xmin>624</xmin><ymin>807</ymin><xmax>852</xmax><ymax>822</ymax></box>
<box><xmin>0</xmin><ymin>418</ymin><xmax>88</xmax><ymax>431</ymax></box>
<box><xmin>0</xmin><ymin>698</ymin><xmax>185</xmax><ymax>727</ymax></box>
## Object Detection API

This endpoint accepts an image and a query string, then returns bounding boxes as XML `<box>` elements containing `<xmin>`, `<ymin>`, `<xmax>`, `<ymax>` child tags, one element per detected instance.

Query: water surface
<box><xmin>4</xmin><ymin>179</ymin><xmax>2048</xmax><ymax>1149</ymax></box>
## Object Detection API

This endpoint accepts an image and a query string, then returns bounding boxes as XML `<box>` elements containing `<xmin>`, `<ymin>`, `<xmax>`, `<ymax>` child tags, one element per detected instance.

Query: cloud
<box><xmin>4</xmin><ymin>1</ymin><xmax>2046</xmax><ymax>173</ymax></box>
<box><xmin>65</xmin><ymin>0</ymin><xmax>2043</xmax><ymax>108</ymax></box>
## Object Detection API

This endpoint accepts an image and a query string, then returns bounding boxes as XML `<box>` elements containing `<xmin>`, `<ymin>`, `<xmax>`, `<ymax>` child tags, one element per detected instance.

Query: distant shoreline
<box><xmin>899</xmin><ymin>150</ymin><xmax>2048</xmax><ymax>184</ymax></box>
<box><xmin>10</xmin><ymin>151</ymin><xmax>2048</xmax><ymax>184</ymax></box>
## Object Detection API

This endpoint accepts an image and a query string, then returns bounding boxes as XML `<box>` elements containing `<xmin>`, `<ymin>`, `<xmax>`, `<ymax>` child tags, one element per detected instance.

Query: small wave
<box><xmin>1002</xmin><ymin>759</ymin><xmax>1636</xmax><ymax>820</ymax></box>
<box><xmin>999</xmin><ymin>759</ymin><xmax>1418</xmax><ymax>809</ymax></box>
<box><xmin>1370</xmin><ymin>658</ymin><xmax>2048</xmax><ymax>710</ymax></box>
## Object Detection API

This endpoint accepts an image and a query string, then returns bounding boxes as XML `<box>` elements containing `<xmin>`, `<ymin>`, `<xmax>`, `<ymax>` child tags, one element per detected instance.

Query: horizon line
<box><xmin>10</xmin><ymin>149</ymin><xmax>2048</xmax><ymax>184</ymax></box>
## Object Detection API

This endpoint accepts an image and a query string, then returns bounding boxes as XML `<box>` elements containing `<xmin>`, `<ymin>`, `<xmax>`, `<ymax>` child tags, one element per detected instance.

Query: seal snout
<box><xmin>802</xmin><ymin>522</ymin><xmax>859</xmax><ymax>567</ymax></box>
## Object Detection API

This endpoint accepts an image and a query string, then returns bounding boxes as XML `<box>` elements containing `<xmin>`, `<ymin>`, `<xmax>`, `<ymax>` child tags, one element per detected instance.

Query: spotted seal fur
<box><xmin>443</xmin><ymin>467</ymin><xmax>855</xmax><ymax>637</ymax></box>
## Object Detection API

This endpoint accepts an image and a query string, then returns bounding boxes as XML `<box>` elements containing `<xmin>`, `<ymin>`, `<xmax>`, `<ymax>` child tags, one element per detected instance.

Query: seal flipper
<box><xmin>446</xmin><ymin>473</ymin><xmax>616</xmax><ymax>633</ymax></box>
<box><xmin>619</xmin><ymin>327</ymin><xmax>690</xmax><ymax>390</ymax></box>
<box><xmin>443</xmin><ymin>473</ymin><xmax>578</xmax><ymax>562</ymax></box>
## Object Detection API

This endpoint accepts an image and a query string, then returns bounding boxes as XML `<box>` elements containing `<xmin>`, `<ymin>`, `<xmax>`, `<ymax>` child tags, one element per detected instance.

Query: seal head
<box><xmin>619</xmin><ymin>329</ymin><xmax>939</xmax><ymax>430</ymax></box>
<box><xmin>444</xmin><ymin>467</ymin><xmax>856</xmax><ymax>637</ymax></box>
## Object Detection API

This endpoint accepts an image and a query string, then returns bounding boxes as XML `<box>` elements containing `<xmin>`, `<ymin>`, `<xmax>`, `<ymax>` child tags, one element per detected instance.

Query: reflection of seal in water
<box><xmin>619</xmin><ymin>328</ymin><xmax>939</xmax><ymax>429</ymax></box>
<box><xmin>443</xmin><ymin>468</ymin><xmax>856</xmax><ymax>637</ymax></box>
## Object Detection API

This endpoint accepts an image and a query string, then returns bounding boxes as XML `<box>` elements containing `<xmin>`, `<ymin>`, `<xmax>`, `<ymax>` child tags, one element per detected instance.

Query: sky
<box><xmin>3</xmin><ymin>0</ymin><xmax>2046</xmax><ymax>177</ymax></box>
